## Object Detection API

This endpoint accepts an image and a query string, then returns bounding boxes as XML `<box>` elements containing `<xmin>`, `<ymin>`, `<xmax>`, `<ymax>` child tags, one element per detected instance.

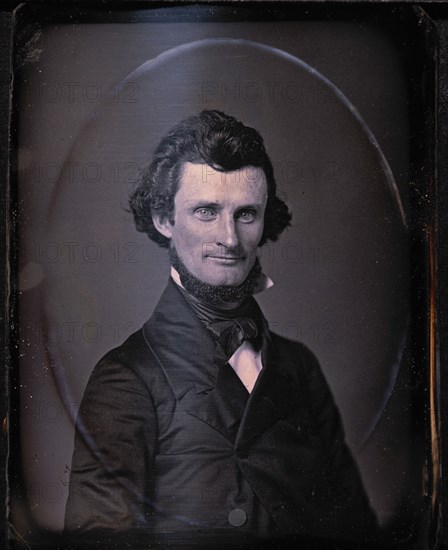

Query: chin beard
<box><xmin>169</xmin><ymin>246</ymin><xmax>262</xmax><ymax>306</ymax></box>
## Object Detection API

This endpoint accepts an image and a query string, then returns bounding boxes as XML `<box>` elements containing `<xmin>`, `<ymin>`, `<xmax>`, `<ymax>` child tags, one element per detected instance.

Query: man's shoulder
<box><xmin>269</xmin><ymin>331</ymin><xmax>320</xmax><ymax>370</ymax></box>
<box><xmin>269</xmin><ymin>331</ymin><xmax>318</xmax><ymax>359</ymax></box>
<box><xmin>268</xmin><ymin>331</ymin><xmax>331</xmax><ymax>392</ymax></box>
<box><xmin>88</xmin><ymin>327</ymin><xmax>162</xmax><ymax>388</ymax></box>
<box><xmin>97</xmin><ymin>328</ymin><xmax>149</xmax><ymax>365</ymax></box>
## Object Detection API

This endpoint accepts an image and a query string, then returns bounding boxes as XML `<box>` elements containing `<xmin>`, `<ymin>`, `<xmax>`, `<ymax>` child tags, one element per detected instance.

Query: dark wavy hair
<box><xmin>129</xmin><ymin>110</ymin><xmax>292</xmax><ymax>248</ymax></box>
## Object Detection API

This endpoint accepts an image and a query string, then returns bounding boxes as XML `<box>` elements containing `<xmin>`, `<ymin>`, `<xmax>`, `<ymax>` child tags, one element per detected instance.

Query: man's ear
<box><xmin>151</xmin><ymin>211</ymin><xmax>173</xmax><ymax>239</ymax></box>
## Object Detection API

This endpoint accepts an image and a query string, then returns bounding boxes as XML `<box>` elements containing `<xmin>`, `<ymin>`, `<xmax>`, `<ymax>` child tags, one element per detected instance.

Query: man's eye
<box><xmin>237</xmin><ymin>210</ymin><xmax>256</xmax><ymax>223</ymax></box>
<box><xmin>194</xmin><ymin>208</ymin><xmax>216</xmax><ymax>220</ymax></box>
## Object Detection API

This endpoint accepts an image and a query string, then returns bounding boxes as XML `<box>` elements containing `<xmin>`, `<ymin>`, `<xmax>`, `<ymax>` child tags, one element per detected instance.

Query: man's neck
<box><xmin>170</xmin><ymin>267</ymin><xmax>244</xmax><ymax>310</ymax></box>
<box><xmin>170</xmin><ymin>266</ymin><xmax>273</xmax><ymax>311</ymax></box>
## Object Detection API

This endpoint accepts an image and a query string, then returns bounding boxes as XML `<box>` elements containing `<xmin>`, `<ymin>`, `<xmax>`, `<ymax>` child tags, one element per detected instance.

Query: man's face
<box><xmin>154</xmin><ymin>162</ymin><xmax>268</xmax><ymax>286</ymax></box>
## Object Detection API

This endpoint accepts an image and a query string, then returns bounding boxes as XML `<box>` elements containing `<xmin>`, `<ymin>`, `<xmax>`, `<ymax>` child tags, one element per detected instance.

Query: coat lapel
<box><xmin>186</xmin><ymin>361</ymin><xmax>249</xmax><ymax>442</ymax></box>
<box><xmin>142</xmin><ymin>279</ymin><xmax>248</xmax><ymax>442</ymax></box>
<box><xmin>143</xmin><ymin>279</ymin><xmax>217</xmax><ymax>396</ymax></box>
<box><xmin>235</xmin><ymin>333</ymin><xmax>303</xmax><ymax>452</ymax></box>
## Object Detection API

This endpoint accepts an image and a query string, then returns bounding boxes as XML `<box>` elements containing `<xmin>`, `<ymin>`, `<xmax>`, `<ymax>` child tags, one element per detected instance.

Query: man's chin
<box><xmin>199</xmin><ymin>273</ymin><xmax>249</xmax><ymax>288</ymax></box>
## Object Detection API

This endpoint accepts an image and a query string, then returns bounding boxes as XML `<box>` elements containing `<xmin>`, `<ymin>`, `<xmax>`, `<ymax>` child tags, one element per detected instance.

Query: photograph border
<box><xmin>1</xmin><ymin>1</ymin><xmax>448</xmax><ymax>549</ymax></box>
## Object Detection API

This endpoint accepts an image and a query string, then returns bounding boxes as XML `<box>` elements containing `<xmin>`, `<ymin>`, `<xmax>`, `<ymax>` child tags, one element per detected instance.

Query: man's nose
<box><xmin>216</xmin><ymin>214</ymin><xmax>239</xmax><ymax>249</ymax></box>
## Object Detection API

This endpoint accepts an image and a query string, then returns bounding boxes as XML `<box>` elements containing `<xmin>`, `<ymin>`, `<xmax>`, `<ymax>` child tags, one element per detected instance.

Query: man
<box><xmin>64</xmin><ymin>110</ymin><xmax>377</xmax><ymax>546</ymax></box>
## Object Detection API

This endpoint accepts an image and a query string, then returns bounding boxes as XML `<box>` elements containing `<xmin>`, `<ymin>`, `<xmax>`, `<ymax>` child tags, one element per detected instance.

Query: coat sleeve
<box><xmin>299</xmin><ymin>342</ymin><xmax>379</xmax><ymax>541</ymax></box>
<box><xmin>64</xmin><ymin>354</ymin><xmax>157</xmax><ymax>533</ymax></box>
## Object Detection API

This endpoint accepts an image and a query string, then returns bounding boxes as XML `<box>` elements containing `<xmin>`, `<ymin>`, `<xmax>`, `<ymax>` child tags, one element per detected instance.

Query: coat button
<box><xmin>228</xmin><ymin>508</ymin><xmax>247</xmax><ymax>527</ymax></box>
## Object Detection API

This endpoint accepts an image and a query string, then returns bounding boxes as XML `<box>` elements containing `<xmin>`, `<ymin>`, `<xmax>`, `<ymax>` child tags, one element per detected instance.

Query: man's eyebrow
<box><xmin>184</xmin><ymin>201</ymin><xmax>265</xmax><ymax>210</ymax></box>
<box><xmin>184</xmin><ymin>201</ymin><xmax>221</xmax><ymax>208</ymax></box>
<box><xmin>235</xmin><ymin>203</ymin><xmax>265</xmax><ymax>210</ymax></box>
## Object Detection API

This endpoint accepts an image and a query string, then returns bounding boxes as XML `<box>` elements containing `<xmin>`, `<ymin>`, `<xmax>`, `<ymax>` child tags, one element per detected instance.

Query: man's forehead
<box><xmin>179</xmin><ymin>162</ymin><xmax>267</xmax><ymax>190</ymax></box>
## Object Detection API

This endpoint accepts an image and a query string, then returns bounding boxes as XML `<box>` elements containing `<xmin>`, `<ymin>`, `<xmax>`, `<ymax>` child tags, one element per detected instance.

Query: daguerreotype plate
<box><xmin>2</xmin><ymin>2</ymin><xmax>447</xmax><ymax>549</ymax></box>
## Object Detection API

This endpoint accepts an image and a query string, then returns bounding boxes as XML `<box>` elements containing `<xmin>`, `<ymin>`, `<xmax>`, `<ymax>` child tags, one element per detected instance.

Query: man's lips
<box><xmin>205</xmin><ymin>255</ymin><xmax>245</xmax><ymax>262</ymax></box>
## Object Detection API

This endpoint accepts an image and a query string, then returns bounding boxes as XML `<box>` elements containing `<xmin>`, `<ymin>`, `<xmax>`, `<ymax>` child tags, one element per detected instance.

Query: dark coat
<box><xmin>64</xmin><ymin>280</ymin><xmax>377</xmax><ymax>545</ymax></box>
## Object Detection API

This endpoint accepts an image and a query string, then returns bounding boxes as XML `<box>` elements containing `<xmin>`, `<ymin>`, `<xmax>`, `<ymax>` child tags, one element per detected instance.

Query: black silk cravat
<box><xmin>207</xmin><ymin>317</ymin><xmax>259</xmax><ymax>362</ymax></box>
<box><xmin>175</xmin><ymin>284</ymin><xmax>264</xmax><ymax>363</ymax></box>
